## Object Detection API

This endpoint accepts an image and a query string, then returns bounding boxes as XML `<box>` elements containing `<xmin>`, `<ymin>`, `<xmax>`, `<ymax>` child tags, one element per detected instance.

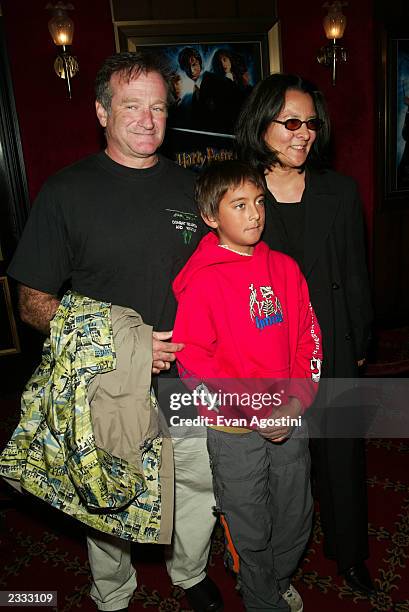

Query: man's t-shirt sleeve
<box><xmin>8</xmin><ymin>181</ymin><xmax>73</xmax><ymax>294</ymax></box>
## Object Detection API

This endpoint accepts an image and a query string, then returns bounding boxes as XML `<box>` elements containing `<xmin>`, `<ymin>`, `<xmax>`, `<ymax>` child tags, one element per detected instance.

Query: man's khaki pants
<box><xmin>87</xmin><ymin>426</ymin><xmax>216</xmax><ymax>611</ymax></box>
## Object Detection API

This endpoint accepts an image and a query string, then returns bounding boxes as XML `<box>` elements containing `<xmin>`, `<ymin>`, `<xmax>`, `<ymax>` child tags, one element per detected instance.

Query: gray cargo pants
<box><xmin>207</xmin><ymin>427</ymin><xmax>313</xmax><ymax>612</ymax></box>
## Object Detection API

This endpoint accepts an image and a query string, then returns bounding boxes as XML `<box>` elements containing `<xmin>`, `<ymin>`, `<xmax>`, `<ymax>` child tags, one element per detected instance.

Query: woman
<box><xmin>210</xmin><ymin>49</ymin><xmax>252</xmax><ymax>133</ymax></box>
<box><xmin>211</xmin><ymin>49</ymin><xmax>251</xmax><ymax>90</ymax></box>
<box><xmin>236</xmin><ymin>74</ymin><xmax>374</xmax><ymax>595</ymax></box>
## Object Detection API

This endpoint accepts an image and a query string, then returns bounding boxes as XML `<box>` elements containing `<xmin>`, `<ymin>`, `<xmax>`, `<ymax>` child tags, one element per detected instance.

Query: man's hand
<box><xmin>152</xmin><ymin>330</ymin><xmax>184</xmax><ymax>374</ymax></box>
<box><xmin>257</xmin><ymin>397</ymin><xmax>302</xmax><ymax>443</ymax></box>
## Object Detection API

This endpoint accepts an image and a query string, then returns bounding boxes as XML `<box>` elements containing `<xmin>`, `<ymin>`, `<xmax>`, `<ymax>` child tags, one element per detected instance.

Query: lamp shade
<box><xmin>48</xmin><ymin>12</ymin><xmax>74</xmax><ymax>46</ymax></box>
<box><xmin>323</xmin><ymin>3</ymin><xmax>347</xmax><ymax>40</ymax></box>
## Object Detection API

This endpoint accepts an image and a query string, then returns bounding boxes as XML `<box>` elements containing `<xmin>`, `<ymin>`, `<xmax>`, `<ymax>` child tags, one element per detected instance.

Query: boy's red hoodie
<box><xmin>172</xmin><ymin>232</ymin><xmax>322</xmax><ymax>425</ymax></box>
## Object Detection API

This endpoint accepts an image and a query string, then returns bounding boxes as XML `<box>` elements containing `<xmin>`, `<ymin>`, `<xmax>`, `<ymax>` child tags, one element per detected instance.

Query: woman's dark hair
<box><xmin>211</xmin><ymin>49</ymin><xmax>246</xmax><ymax>83</ymax></box>
<box><xmin>195</xmin><ymin>160</ymin><xmax>266</xmax><ymax>219</ymax></box>
<box><xmin>235</xmin><ymin>73</ymin><xmax>330</xmax><ymax>172</ymax></box>
<box><xmin>95</xmin><ymin>51</ymin><xmax>173</xmax><ymax>112</ymax></box>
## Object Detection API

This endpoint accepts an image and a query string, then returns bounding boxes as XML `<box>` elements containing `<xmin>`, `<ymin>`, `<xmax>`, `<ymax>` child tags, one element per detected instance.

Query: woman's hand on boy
<box><xmin>257</xmin><ymin>397</ymin><xmax>302</xmax><ymax>443</ymax></box>
<box><xmin>152</xmin><ymin>330</ymin><xmax>184</xmax><ymax>374</ymax></box>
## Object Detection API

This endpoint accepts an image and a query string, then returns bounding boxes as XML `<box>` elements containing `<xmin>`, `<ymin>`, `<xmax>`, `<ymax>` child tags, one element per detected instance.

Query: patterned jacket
<box><xmin>0</xmin><ymin>292</ymin><xmax>173</xmax><ymax>544</ymax></box>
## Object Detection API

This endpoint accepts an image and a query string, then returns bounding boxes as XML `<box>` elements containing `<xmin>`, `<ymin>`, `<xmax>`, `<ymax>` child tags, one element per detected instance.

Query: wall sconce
<box><xmin>317</xmin><ymin>1</ymin><xmax>347</xmax><ymax>86</ymax></box>
<box><xmin>46</xmin><ymin>1</ymin><xmax>79</xmax><ymax>99</ymax></box>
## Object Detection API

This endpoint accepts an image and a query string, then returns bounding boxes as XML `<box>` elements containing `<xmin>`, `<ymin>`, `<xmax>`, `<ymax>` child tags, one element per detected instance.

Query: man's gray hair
<box><xmin>95</xmin><ymin>51</ymin><xmax>174</xmax><ymax>112</ymax></box>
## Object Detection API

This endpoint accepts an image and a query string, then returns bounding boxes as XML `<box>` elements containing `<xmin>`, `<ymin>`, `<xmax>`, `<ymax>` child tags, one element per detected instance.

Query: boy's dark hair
<box><xmin>195</xmin><ymin>160</ymin><xmax>267</xmax><ymax>219</ymax></box>
<box><xmin>95</xmin><ymin>51</ymin><xmax>174</xmax><ymax>112</ymax></box>
<box><xmin>178</xmin><ymin>47</ymin><xmax>202</xmax><ymax>78</ymax></box>
<box><xmin>236</xmin><ymin>73</ymin><xmax>330</xmax><ymax>172</ymax></box>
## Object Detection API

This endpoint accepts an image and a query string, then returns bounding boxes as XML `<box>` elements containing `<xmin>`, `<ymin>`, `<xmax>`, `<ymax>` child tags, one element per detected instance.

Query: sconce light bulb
<box><xmin>322</xmin><ymin>1</ymin><xmax>347</xmax><ymax>40</ymax></box>
<box><xmin>318</xmin><ymin>1</ymin><xmax>348</xmax><ymax>85</ymax></box>
<box><xmin>46</xmin><ymin>2</ymin><xmax>78</xmax><ymax>99</ymax></box>
<box><xmin>48</xmin><ymin>13</ymin><xmax>74</xmax><ymax>46</ymax></box>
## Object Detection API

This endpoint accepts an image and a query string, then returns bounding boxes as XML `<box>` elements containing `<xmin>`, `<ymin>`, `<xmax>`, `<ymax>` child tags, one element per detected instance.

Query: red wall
<box><xmin>1</xmin><ymin>0</ymin><xmax>115</xmax><ymax>202</ymax></box>
<box><xmin>278</xmin><ymin>0</ymin><xmax>375</xmax><ymax>239</ymax></box>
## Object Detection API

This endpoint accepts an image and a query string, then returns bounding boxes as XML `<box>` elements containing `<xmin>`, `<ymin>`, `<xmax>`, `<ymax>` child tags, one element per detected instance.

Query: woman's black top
<box><xmin>270</xmin><ymin>199</ymin><xmax>305</xmax><ymax>269</ymax></box>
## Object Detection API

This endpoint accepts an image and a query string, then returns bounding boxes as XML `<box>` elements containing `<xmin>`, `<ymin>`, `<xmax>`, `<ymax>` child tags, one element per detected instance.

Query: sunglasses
<box><xmin>272</xmin><ymin>118</ymin><xmax>323</xmax><ymax>131</ymax></box>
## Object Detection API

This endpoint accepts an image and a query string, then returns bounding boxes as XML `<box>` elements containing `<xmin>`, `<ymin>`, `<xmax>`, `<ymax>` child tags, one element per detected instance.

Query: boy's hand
<box><xmin>152</xmin><ymin>330</ymin><xmax>184</xmax><ymax>374</ymax></box>
<box><xmin>257</xmin><ymin>397</ymin><xmax>302</xmax><ymax>443</ymax></box>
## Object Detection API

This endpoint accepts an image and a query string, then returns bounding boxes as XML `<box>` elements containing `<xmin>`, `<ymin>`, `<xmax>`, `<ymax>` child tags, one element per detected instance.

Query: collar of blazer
<box><xmin>265</xmin><ymin>167</ymin><xmax>341</xmax><ymax>278</ymax></box>
<box><xmin>303</xmin><ymin>168</ymin><xmax>340</xmax><ymax>277</ymax></box>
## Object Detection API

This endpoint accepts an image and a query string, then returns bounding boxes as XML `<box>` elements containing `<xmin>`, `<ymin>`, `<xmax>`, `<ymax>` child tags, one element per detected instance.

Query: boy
<box><xmin>172</xmin><ymin>161</ymin><xmax>322</xmax><ymax>612</ymax></box>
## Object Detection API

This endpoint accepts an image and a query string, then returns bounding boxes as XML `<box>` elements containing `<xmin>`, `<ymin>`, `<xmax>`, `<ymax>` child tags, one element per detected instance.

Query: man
<box><xmin>8</xmin><ymin>52</ymin><xmax>222</xmax><ymax>612</ymax></box>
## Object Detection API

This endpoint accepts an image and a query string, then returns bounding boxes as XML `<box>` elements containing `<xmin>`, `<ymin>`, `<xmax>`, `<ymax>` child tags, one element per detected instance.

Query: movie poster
<box><xmin>138</xmin><ymin>41</ymin><xmax>266</xmax><ymax>172</ymax></box>
<box><xmin>396</xmin><ymin>40</ymin><xmax>409</xmax><ymax>191</ymax></box>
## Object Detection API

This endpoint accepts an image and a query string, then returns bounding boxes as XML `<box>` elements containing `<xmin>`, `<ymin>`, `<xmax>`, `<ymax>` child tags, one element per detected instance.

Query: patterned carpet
<box><xmin>1</xmin><ymin>396</ymin><xmax>409</xmax><ymax>612</ymax></box>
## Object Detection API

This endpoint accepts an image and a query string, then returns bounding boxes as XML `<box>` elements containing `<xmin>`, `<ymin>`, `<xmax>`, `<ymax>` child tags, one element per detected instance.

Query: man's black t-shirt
<box><xmin>8</xmin><ymin>152</ymin><xmax>205</xmax><ymax>331</ymax></box>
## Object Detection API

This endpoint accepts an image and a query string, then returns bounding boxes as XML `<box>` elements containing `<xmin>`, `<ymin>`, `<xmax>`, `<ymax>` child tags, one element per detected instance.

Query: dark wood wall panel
<box><xmin>151</xmin><ymin>1</ymin><xmax>197</xmax><ymax>20</ymax></box>
<box><xmin>112</xmin><ymin>0</ymin><xmax>152</xmax><ymax>21</ymax></box>
<box><xmin>238</xmin><ymin>0</ymin><xmax>276</xmax><ymax>18</ymax></box>
<box><xmin>111</xmin><ymin>0</ymin><xmax>277</xmax><ymax>23</ymax></box>
<box><xmin>195</xmin><ymin>0</ymin><xmax>238</xmax><ymax>19</ymax></box>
